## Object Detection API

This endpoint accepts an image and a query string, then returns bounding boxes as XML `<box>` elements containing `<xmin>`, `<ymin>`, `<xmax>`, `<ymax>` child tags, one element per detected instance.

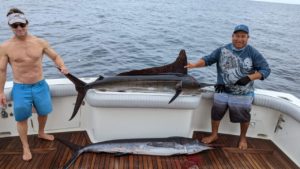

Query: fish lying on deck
<box><xmin>62</xmin><ymin>49</ymin><xmax>213</xmax><ymax>120</ymax></box>
<box><xmin>56</xmin><ymin>136</ymin><xmax>212</xmax><ymax>169</ymax></box>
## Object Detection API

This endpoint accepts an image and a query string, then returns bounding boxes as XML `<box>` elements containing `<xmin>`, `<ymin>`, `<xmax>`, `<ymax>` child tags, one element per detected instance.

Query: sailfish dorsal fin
<box><xmin>117</xmin><ymin>49</ymin><xmax>188</xmax><ymax>76</ymax></box>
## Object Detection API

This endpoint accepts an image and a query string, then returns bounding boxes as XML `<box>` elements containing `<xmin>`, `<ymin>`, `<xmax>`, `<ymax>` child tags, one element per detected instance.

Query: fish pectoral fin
<box><xmin>96</xmin><ymin>75</ymin><xmax>104</xmax><ymax>81</ymax></box>
<box><xmin>114</xmin><ymin>152</ymin><xmax>129</xmax><ymax>156</ymax></box>
<box><xmin>169</xmin><ymin>81</ymin><xmax>183</xmax><ymax>104</ymax></box>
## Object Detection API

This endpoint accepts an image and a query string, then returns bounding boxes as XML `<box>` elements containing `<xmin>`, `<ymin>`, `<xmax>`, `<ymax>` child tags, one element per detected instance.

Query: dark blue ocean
<box><xmin>1</xmin><ymin>0</ymin><xmax>300</xmax><ymax>98</ymax></box>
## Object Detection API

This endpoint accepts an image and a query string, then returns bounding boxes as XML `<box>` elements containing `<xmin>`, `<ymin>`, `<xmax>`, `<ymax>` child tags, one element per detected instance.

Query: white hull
<box><xmin>1</xmin><ymin>78</ymin><xmax>299</xmax><ymax>167</ymax></box>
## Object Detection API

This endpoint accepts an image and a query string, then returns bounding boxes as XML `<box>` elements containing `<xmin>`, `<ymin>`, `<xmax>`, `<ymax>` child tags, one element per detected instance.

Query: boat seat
<box><xmin>48</xmin><ymin>84</ymin><xmax>77</xmax><ymax>97</ymax></box>
<box><xmin>85</xmin><ymin>89</ymin><xmax>200</xmax><ymax>109</ymax></box>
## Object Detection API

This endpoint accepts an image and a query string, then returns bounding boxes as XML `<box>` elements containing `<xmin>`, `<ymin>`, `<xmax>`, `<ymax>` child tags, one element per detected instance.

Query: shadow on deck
<box><xmin>0</xmin><ymin>131</ymin><xmax>298</xmax><ymax>169</ymax></box>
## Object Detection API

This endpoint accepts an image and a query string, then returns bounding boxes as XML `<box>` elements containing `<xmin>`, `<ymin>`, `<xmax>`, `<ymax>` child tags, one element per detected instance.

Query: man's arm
<box><xmin>185</xmin><ymin>48</ymin><xmax>221</xmax><ymax>69</ymax></box>
<box><xmin>41</xmin><ymin>39</ymin><xmax>68</xmax><ymax>74</ymax></box>
<box><xmin>235</xmin><ymin>71</ymin><xmax>263</xmax><ymax>86</ymax></box>
<box><xmin>185</xmin><ymin>58</ymin><xmax>206</xmax><ymax>69</ymax></box>
<box><xmin>0</xmin><ymin>45</ymin><xmax>8</xmax><ymax>106</ymax></box>
<box><xmin>251</xmin><ymin>46</ymin><xmax>271</xmax><ymax>80</ymax></box>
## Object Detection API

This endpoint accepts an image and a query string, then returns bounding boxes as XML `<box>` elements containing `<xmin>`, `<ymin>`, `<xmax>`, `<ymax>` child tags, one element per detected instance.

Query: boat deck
<box><xmin>0</xmin><ymin>131</ymin><xmax>298</xmax><ymax>169</ymax></box>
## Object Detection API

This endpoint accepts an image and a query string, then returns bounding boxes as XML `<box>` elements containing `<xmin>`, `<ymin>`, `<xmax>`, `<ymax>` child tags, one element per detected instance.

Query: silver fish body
<box><xmin>83</xmin><ymin>137</ymin><xmax>210</xmax><ymax>156</ymax></box>
<box><xmin>57</xmin><ymin>136</ymin><xmax>211</xmax><ymax>169</ymax></box>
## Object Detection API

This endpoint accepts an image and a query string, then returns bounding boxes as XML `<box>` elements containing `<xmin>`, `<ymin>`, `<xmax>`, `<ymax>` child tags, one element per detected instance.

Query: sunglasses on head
<box><xmin>10</xmin><ymin>23</ymin><xmax>26</xmax><ymax>29</ymax></box>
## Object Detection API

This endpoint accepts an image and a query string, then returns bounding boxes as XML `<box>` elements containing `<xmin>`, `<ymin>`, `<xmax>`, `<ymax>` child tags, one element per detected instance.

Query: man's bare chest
<box><xmin>8</xmin><ymin>43</ymin><xmax>44</xmax><ymax>63</ymax></box>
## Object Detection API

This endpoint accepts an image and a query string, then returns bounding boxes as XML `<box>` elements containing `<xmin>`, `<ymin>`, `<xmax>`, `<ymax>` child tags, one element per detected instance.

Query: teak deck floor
<box><xmin>0</xmin><ymin>131</ymin><xmax>298</xmax><ymax>169</ymax></box>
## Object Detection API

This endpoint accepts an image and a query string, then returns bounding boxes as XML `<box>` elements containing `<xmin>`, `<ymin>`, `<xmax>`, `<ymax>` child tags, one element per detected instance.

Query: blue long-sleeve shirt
<box><xmin>202</xmin><ymin>43</ymin><xmax>271</xmax><ymax>95</ymax></box>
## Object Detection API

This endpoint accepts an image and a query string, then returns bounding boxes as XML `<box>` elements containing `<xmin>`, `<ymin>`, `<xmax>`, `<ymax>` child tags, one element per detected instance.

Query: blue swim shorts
<box><xmin>211</xmin><ymin>93</ymin><xmax>253</xmax><ymax>123</ymax></box>
<box><xmin>11</xmin><ymin>79</ymin><xmax>53</xmax><ymax>122</ymax></box>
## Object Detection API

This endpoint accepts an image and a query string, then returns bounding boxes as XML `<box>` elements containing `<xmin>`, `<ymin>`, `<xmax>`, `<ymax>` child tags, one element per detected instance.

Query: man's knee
<box><xmin>229</xmin><ymin>107</ymin><xmax>251</xmax><ymax>123</ymax></box>
<box><xmin>211</xmin><ymin>102</ymin><xmax>228</xmax><ymax>121</ymax></box>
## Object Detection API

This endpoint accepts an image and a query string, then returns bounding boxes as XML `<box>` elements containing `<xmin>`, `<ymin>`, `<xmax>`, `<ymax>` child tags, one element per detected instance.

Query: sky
<box><xmin>253</xmin><ymin>0</ymin><xmax>300</xmax><ymax>4</ymax></box>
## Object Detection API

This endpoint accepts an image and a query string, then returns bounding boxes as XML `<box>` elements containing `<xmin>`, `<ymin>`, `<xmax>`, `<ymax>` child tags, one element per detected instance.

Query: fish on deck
<box><xmin>56</xmin><ymin>136</ymin><xmax>212</xmax><ymax>169</ymax></box>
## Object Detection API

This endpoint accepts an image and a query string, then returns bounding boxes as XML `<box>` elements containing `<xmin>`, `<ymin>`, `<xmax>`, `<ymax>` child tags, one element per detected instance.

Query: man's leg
<box><xmin>17</xmin><ymin>120</ymin><xmax>32</xmax><ymax>161</ymax></box>
<box><xmin>32</xmin><ymin>80</ymin><xmax>54</xmax><ymax>141</ymax></box>
<box><xmin>202</xmin><ymin>93</ymin><xmax>228</xmax><ymax>144</ymax></box>
<box><xmin>228</xmin><ymin>94</ymin><xmax>253</xmax><ymax>150</ymax></box>
<box><xmin>201</xmin><ymin>120</ymin><xmax>220</xmax><ymax>144</ymax></box>
<box><xmin>37</xmin><ymin>115</ymin><xmax>54</xmax><ymax>141</ymax></box>
<box><xmin>239</xmin><ymin>122</ymin><xmax>249</xmax><ymax>149</ymax></box>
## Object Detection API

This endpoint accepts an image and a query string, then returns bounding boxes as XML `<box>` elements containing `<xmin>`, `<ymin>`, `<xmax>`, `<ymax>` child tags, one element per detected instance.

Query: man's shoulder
<box><xmin>1</xmin><ymin>38</ymin><xmax>14</xmax><ymax>47</ymax></box>
<box><xmin>245</xmin><ymin>44</ymin><xmax>258</xmax><ymax>51</ymax></box>
<box><xmin>0</xmin><ymin>39</ymin><xmax>13</xmax><ymax>52</ymax></box>
<box><xmin>0</xmin><ymin>42</ymin><xmax>8</xmax><ymax>57</ymax></box>
<box><xmin>245</xmin><ymin>45</ymin><xmax>262</xmax><ymax>55</ymax></box>
<box><xmin>29</xmin><ymin>35</ymin><xmax>45</xmax><ymax>42</ymax></box>
<box><xmin>219</xmin><ymin>43</ymin><xmax>232</xmax><ymax>51</ymax></box>
<box><xmin>28</xmin><ymin>35</ymin><xmax>49</xmax><ymax>47</ymax></box>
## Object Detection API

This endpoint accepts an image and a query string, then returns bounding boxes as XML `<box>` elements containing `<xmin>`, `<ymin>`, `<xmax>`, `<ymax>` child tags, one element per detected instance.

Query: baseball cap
<box><xmin>233</xmin><ymin>24</ymin><xmax>249</xmax><ymax>34</ymax></box>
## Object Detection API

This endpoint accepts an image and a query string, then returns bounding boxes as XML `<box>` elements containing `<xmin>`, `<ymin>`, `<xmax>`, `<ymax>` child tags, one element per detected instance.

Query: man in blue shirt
<box><xmin>185</xmin><ymin>24</ymin><xmax>270</xmax><ymax>149</ymax></box>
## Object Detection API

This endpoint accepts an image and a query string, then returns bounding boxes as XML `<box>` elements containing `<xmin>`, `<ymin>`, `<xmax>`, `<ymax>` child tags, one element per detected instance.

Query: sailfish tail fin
<box><xmin>117</xmin><ymin>49</ymin><xmax>188</xmax><ymax>76</ymax></box>
<box><xmin>56</xmin><ymin>137</ymin><xmax>84</xmax><ymax>169</ymax></box>
<box><xmin>62</xmin><ymin>72</ymin><xmax>88</xmax><ymax>121</ymax></box>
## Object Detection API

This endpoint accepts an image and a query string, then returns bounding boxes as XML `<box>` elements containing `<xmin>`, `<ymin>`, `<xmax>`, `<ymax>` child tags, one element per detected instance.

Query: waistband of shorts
<box><xmin>13</xmin><ymin>79</ymin><xmax>46</xmax><ymax>87</ymax></box>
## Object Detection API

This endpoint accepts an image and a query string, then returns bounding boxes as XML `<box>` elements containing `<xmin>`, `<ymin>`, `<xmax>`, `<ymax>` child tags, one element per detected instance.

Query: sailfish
<box><xmin>56</xmin><ymin>136</ymin><xmax>212</xmax><ymax>169</ymax></box>
<box><xmin>62</xmin><ymin>49</ymin><xmax>212</xmax><ymax>121</ymax></box>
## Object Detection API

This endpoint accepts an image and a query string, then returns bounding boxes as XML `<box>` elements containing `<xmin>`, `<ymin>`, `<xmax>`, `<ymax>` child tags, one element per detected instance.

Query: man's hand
<box><xmin>0</xmin><ymin>93</ymin><xmax>7</xmax><ymax>107</ymax></box>
<box><xmin>58</xmin><ymin>65</ymin><xmax>69</xmax><ymax>75</ymax></box>
<box><xmin>214</xmin><ymin>84</ymin><xmax>225</xmax><ymax>93</ymax></box>
<box><xmin>234</xmin><ymin>76</ymin><xmax>251</xmax><ymax>86</ymax></box>
<box><xmin>184</xmin><ymin>63</ymin><xmax>197</xmax><ymax>69</ymax></box>
<box><xmin>184</xmin><ymin>59</ymin><xmax>206</xmax><ymax>69</ymax></box>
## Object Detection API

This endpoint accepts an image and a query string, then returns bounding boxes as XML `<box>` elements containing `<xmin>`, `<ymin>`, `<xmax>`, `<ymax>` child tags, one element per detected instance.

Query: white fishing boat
<box><xmin>0</xmin><ymin>77</ymin><xmax>299</xmax><ymax>168</ymax></box>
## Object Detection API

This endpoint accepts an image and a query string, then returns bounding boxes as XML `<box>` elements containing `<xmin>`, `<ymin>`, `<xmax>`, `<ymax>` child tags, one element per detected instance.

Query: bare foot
<box><xmin>23</xmin><ymin>147</ymin><xmax>32</xmax><ymax>161</ymax></box>
<box><xmin>201</xmin><ymin>134</ymin><xmax>218</xmax><ymax>144</ymax></box>
<box><xmin>38</xmin><ymin>133</ymin><xmax>54</xmax><ymax>141</ymax></box>
<box><xmin>238</xmin><ymin>137</ymin><xmax>247</xmax><ymax>150</ymax></box>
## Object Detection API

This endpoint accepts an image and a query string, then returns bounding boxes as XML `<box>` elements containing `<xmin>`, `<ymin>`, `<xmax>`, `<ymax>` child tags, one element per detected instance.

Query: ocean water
<box><xmin>0</xmin><ymin>0</ymin><xmax>299</xmax><ymax>98</ymax></box>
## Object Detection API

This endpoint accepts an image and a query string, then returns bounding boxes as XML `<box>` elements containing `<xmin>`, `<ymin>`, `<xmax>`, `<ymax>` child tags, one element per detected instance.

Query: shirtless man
<box><xmin>0</xmin><ymin>8</ymin><xmax>68</xmax><ymax>161</ymax></box>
